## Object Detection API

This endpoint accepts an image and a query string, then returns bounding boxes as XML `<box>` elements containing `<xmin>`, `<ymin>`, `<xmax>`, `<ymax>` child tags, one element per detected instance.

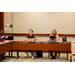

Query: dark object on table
<box><xmin>4</xmin><ymin>36</ymin><xmax>13</xmax><ymax>40</ymax></box>
<box><xmin>62</xmin><ymin>35</ymin><xmax>67</xmax><ymax>42</ymax></box>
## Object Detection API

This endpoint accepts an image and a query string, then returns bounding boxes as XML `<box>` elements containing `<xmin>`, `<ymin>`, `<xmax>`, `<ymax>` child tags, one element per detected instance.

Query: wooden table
<box><xmin>0</xmin><ymin>40</ymin><xmax>71</xmax><ymax>61</ymax></box>
<box><xmin>0</xmin><ymin>41</ymin><xmax>13</xmax><ymax>56</ymax></box>
<box><xmin>13</xmin><ymin>40</ymin><xmax>71</xmax><ymax>60</ymax></box>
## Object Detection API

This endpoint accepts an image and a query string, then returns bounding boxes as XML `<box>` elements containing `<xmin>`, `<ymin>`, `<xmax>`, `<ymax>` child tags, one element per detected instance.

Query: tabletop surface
<box><xmin>0</xmin><ymin>40</ymin><xmax>12</xmax><ymax>46</ymax></box>
<box><xmin>0</xmin><ymin>40</ymin><xmax>71</xmax><ymax>46</ymax></box>
<box><xmin>13</xmin><ymin>40</ymin><xmax>71</xmax><ymax>43</ymax></box>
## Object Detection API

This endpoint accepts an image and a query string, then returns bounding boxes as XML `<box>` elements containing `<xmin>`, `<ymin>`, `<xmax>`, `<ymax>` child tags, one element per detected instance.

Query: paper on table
<box><xmin>72</xmin><ymin>44</ymin><xmax>75</xmax><ymax>45</ymax></box>
<box><xmin>0</xmin><ymin>42</ymin><xmax>3</xmax><ymax>44</ymax></box>
<box><xmin>5</xmin><ymin>40</ymin><xmax>9</xmax><ymax>42</ymax></box>
<box><xmin>73</xmin><ymin>46</ymin><xmax>75</xmax><ymax>48</ymax></box>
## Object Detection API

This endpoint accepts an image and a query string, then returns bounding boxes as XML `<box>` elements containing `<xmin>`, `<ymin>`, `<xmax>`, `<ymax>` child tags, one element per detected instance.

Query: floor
<box><xmin>0</xmin><ymin>52</ymin><xmax>71</xmax><ymax>62</ymax></box>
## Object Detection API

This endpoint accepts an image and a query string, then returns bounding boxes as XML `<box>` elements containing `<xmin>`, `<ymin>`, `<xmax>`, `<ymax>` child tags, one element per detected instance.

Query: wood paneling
<box><xmin>0</xmin><ymin>12</ymin><xmax>3</xmax><ymax>32</ymax></box>
<box><xmin>0</xmin><ymin>43</ymin><xmax>13</xmax><ymax>55</ymax></box>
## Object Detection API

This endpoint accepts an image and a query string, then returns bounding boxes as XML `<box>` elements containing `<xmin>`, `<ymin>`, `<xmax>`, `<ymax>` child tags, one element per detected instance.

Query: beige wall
<box><xmin>13</xmin><ymin>12</ymin><xmax>75</xmax><ymax>34</ymax></box>
<box><xmin>4</xmin><ymin>12</ymin><xmax>13</xmax><ymax>33</ymax></box>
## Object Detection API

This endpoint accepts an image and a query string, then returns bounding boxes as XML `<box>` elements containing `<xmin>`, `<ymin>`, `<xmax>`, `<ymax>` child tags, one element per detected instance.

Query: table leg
<box><xmin>11</xmin><ymin>50</ymin><xmax>13</xmax><ymax>57</ymax></box>
<box><xmin>67</xmin><ymin>51</ymin><xmax>68</xmax><ymax>61</ymax></box>
<box><xmin>58</xmin><ymin>51</ymin><xmax>60</xmax><ymax>58</ymax></box>
<box><xmin>48</xmin><ymin>51</ymin><xmax>50</xmax><ymax>58</ymax></box>
<box><xmin>16</xmin><ymin>50</ymin><xmax>19</xmax><ymax>59</ymax></box>
<box><xmin>9</xmin><ymin>51</ymin><xmax>10</xmax><ymax>57</ymax></box>
<box><xmin>25</xmin><ymin>51</ymin><xmax>26</xmax><ymax>58</ymax></box>
<box><xmin>49</xmin><ymin>51</ymin><xmax>53</xmax><ymax>59</ymax></box>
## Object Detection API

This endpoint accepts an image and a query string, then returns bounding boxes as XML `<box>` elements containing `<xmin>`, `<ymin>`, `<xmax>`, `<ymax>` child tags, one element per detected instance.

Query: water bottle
<box><xmin>0</xmin><ymin>37</ymin><xmax>1</xmax><ymax>42</ymax></box>
<box><xmin>1</xmin><ymin>37</ymin><xmax>3</xmax><ymax>43</ymax></box>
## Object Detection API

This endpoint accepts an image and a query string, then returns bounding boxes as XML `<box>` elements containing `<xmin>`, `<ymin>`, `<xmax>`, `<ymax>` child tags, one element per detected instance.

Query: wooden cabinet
<box><xmin>72</xmin><ymin>41</ymin><xmax>75</xmax><ymax>62</ymax></box>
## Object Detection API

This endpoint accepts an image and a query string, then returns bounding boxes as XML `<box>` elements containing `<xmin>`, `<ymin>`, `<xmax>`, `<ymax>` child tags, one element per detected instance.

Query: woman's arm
<box><xmin>1</xmin><ymin>36</ymin><xmax>6</xmax><ymax>40</ymax></box>
<box><xmin>49</xmin><ymin>34</ymin><xmax>53</xmax><ymax>37</ymax></box>
<box><xmin>30</xmin><ymin>38</ymin><xmax>35</xmax><ymax>41</ymax></box>
<box><xmin>25</xmin><ymin>35</ymin><xmax>30</xmax><ymax>41</ymax></box>
<box><xmin>1</xmin><ymin>36</ymin><xmax>5</xmax><ymax>38</ymax></box>
<box><xmin>25</xmin><ymin>38</ymin><xmax>35</xmax><ymax>41</ymax></box>
<box><xmin>25</xmin><ymin>38</ymin><xmax>29</xmax><ymax>41</ymax></box>
<box><xmin>49</xmin><ymin>34</ymin><xmax>53</xmax><ymax>40</ymax></box>
<box><xmin>56</xmin><ymin>35</ymin><xmax>59</xmax><ymax>41</ymax></box>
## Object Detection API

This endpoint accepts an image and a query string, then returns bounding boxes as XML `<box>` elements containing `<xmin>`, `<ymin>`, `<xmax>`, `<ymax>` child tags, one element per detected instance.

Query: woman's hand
<box><xmin>5</xmin><ymin>36</ymin><xmax>8</xmax><ymax>39</ymax></box>
<box><xmin>25</xmin><ymin>38</ymin><xmax>35</xmax><ymax>41</ymax></box>
<box><xmin>2</xmin><ymin>36</ymin><xmax>5</xmax><ymax>38</ymax></box>
<box><xmin>25</xmin><ymin>38</ymin><xmax>31</xmax><ymax>41</ymax></box>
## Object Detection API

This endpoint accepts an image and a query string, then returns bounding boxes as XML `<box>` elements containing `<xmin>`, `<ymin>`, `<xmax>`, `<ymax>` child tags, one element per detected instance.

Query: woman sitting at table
<box><xmin>49</xmin><ymin>29</ymin><xmax>59</xmax><ymax>59</ymax></box>
<box><xmin>2</xmin><ymin>36</ymin><xmax>13</xmax><ymax>40</ymax></box>
<box><xmin>0</xmin><ymin>35</ymin><xmax>13</xmax><ymax>58</ymax></box>
<box><xmin>25</xmin><ymin>29</ymin><xmax>35</xmax><ymax>59</ymax></box>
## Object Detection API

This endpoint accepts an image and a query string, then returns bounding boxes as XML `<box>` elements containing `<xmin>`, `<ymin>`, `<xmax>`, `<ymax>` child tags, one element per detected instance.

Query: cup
<box><xmin>0</xmin><ymin>38</ymin><xmax>1</xmax><ymax>42</ymax></box>
<box><xmin>1</xmin><ymin>37</ymin><xmax>3</xmax><ymax>43</ymax></box>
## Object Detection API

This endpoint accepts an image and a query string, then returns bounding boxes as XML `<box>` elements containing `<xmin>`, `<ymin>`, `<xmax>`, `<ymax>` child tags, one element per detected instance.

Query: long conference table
<box><xmin>0</xmin><ymin>40</ymin><xmax>71</xmax><ymax>61</ymax></box>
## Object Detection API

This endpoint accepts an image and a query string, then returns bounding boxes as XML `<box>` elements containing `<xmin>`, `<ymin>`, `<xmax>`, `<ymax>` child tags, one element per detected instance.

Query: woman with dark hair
<box><xmin>25</xmin><ymin>29</ymin><xmax>35</xmax><ymax>59</ymax></box>
<box><xmin>0</xmin><ymin>35</ymin><xmax>13</xmax><ymax>58</ymax></box>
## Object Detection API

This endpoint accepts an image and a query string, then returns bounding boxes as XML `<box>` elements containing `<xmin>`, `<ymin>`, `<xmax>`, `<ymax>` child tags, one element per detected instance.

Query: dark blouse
<box><xmin>49</xmin><ymin>34</ymin><xmax>56</xmax><ymax>40</ymax></box>
<box><xmin>27</xmin><ymin>34</ymin><xmax>35</xmax><ymax>39</ymax></box>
